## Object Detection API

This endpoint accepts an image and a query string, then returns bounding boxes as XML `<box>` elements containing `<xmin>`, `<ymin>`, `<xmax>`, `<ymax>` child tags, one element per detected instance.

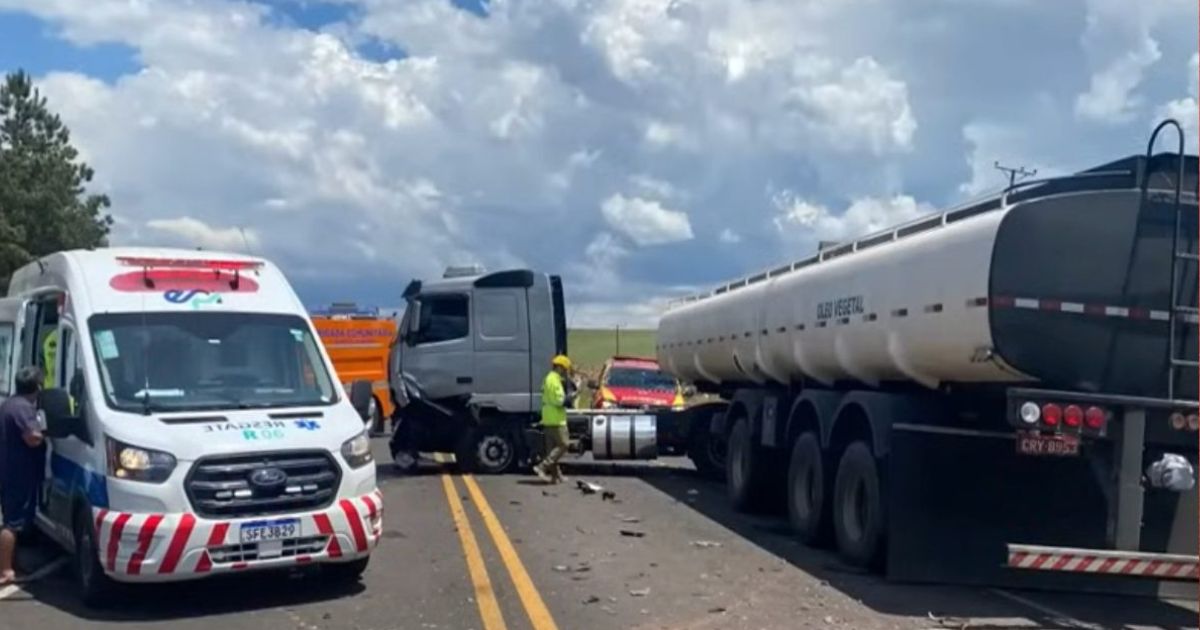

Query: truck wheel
<box><xmin>457</xmin><ymin>427</ymin><xmax>517</xmax><ymax>475</ymax></box>
<box><xmin>368</xmin><ymin>397</ymin><xmax>387</xmax><ymax>436</ymax></box>
<box><xmin>787</xmin><ymin>432</ymin><xmax>831</xmax><ymax>545</ymax></box>
<box><xmin>832</xmin><ymin>441</ymin><xmax>886</xmax><ymax>569</ymax></box>
<box><xmin>324</xmin><ymin>557</ymin><xmax>370</xmax><ymax>584</ymax></box>
<box><xmin>688</xmin><ymin>426</ymin><xmax>725</xmax><ymax>481</ymax></box>
<box><xmin>74</xmin><ymin>506</ymin><xmax>118</xmax><ymax>608</ymax></box>
<box><xmin>726</xmin><ymin>416</ymin><xmax>771</xmax><ymax>512</ymax></box>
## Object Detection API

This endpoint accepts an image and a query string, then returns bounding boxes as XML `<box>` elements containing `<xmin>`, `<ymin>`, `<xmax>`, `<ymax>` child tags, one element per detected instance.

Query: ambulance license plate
<box><xmin>240</xmin><ymin>518</ymin><xmax>300</xmax><ymax>543</ymax></box>
<box><xmin>1016</xmin><ymin>433</ymin><xmax>1080</xmax><ymax>457</ymax></box>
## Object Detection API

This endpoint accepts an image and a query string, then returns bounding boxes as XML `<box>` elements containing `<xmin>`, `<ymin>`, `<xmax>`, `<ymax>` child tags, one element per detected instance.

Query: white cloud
<box><xmin>145</xmin><ymin>216</ymin><xmax>260</xmax><ymax>252</ymax></box>
<box><xmin>1073</xmin><ymin>0</ymin><xmax>1187</xmax><ymax>124</ymax></box>
<box><xmin>1155</xmin><ymin>53</ymin><xmax>1199</xmax><ymax>143</ymax></box>
<box><xmin>772</xmin><ymin>192</ymin><xmax>933</xmax><ymax>244</ymax></box>
<box><xmin>0</xmin><ymin>0</ymin><xmax>1193</xmax><ymax>325</ymax></box>
<box><xmin>601</xmin><ymin>194</ymin><xmax>694</xmax><ymax>246</ymax></box>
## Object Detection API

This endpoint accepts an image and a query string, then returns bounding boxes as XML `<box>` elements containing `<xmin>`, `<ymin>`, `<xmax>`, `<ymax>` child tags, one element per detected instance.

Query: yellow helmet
<box><xmin>552</xmin><ymin>354</ymin><xmax>572</xmax><ymax>370</ymax></box>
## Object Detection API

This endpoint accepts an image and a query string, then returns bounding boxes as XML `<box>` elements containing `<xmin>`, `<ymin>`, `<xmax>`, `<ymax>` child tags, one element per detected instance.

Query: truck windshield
<box><xmin>88</xmin><ymin>312</ymin><xmax>337</xmax><ymax>413</ymax></box>
<box><xmin>607</xmin><ymin>367</ymin><xmax>676</xmax><ymax>391</ymax></box>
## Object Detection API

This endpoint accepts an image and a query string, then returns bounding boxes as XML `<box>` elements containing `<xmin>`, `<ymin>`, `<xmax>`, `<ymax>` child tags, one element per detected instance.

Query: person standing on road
<box><xmin>0</xmin><ymin>367</ymin><xmax>46</xmax><ymax>585</ymax></box>
<box><xmin>533</xmin><ymin>355</ymin><xmax>573</xmax><ymax>484</ymax></box>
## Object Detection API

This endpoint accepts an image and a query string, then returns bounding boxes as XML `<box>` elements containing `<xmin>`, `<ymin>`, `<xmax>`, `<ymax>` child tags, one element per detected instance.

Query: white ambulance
<box><xmin>0</xmin><ymin>248</ymin><xmax>381</xmax><ymax>605</ymax></box>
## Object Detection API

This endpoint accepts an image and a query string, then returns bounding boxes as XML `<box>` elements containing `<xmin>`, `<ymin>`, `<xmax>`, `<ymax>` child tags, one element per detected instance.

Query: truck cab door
<box><xmin>401</xmin><ymin>292</ymin><xmax>475</xmax><ymax>400</ymax></box>
<box><xmin>472</xmin><ymin>288</ymin><xmax>531</xmax><ymax>413</ymax></box>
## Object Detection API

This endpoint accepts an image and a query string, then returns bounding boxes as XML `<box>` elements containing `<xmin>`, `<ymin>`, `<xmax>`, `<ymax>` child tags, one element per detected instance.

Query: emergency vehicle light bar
<box><xmin>116</xmin><ymin>256</ymin><xmax>263</xmax><ymax>271</ymax></box>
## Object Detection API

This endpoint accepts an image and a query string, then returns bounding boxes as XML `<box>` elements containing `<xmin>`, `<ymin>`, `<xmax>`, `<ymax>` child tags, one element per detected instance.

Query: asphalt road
<box><xmin>1</xmin><ymin>439</ymin><xmax>1197</xmax><ymax>630</ymax></box>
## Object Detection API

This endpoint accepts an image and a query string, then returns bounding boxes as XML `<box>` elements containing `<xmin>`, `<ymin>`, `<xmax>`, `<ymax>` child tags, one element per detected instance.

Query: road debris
<box><xmin>687</xmin><ymin>489</ymin><xmax>699</xmax><ymax>496</ymax></box>
<box><xmin>620</xmin><ymin>516</ymin><xmax>641</xmax><ymax>523</ymax></box>
<box><xmin>927</xmin><ymin>612</ymin><xmax>973</xmax><ymax>629</ymax></box>
<box><xmin>601</xmin><ymin>490</ymin><xmax>617</xmax><ymax>501</ymax></box>
<box><xmin>691</xmin><ymin>540</ymin><xmax>722</xmax><ymax>549</ymax></box>
<box><xmin>553</xmin><ymin>565</ymin><xmax>569</xmax><ymax>572</ymax></box>
<box><xmin>619</xmin><ymin>529</ymin><xmax>645</xmax><ymax>538</ymax></box>
<box><xmin>629</xmin><ymin>587</ymin><xmax>651</xmax><ymax>597</ymax></box>
<box><xmin>577</xmin><ymin>480</ymin><xmax>604</xmax><ymax>495</ymax></box>
<box><xmin>583</xmin><ymin>595</ymin><xmax>601</xmax><ymax>605</ymax></box>
<box><xmin>708</xmin><ymin>606</ymin><xmax>727</xmax><ymax>614</ymax></box>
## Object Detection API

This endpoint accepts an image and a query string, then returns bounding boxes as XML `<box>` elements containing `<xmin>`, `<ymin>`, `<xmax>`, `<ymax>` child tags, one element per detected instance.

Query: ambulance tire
<box><xmin>74</xmin><ymin>505</ymin><xmax>119</xmax><ymax>608</ymax></box>
<box><xmin>324</xmin><ymin>557</ymin><xmax>370</xmax><ymax>585</ymax></box>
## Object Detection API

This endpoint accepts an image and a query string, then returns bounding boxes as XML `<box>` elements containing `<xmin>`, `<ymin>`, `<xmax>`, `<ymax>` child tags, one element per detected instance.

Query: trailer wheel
<box><xmin>726</xmin><ymin>416</ymin><xmax>771</xmax><ymax>512</ymax></box>
<box><xmin>688</xmin><ymin>425</ymin><xmax>725</xmax><ymax>481</ymax></box>
<box><xmin>367</xmin><ymin>396</ymin><xmax>387</xmax><ymax>436</ymax></box>
<box><xmin>832</xmin><ymin>441</ymin><xmax>885</xmax><ymax>569</ymax></box>
<box><xmin>787</xmin><ymin>432</ymin><xmax>830</xmax><ymax>545</ymax></box>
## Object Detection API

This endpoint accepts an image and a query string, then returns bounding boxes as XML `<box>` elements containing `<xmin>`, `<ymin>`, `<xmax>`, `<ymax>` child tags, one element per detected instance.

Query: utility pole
<box><xmin>994</xmin><ymin>161</ymin><xmax>1037</xmax><ymax>190</ymax></box>
<box><xmin>615</xmin><ymin>324</ymin><xmax>621</xmax><ymax>355</ymax></box>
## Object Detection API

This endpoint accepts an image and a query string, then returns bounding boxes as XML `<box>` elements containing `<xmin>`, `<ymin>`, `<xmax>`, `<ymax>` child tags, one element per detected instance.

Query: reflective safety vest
<box><xmin>43</xmin><ymin>329</ymin><xmax>57</xmax><ymax>389</ymax></box>
<box><xmin>540</xmin><ymin>370</ymin><xmax>567</xmax><ymax>427</ymax></box>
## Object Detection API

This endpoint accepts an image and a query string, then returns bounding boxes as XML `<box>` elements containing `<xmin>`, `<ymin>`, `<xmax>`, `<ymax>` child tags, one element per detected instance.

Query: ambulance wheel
<box><xmin>324</xmin><ymin>557</ymin><xmax>370</xmax><ymax>584</ymax></box>
<box><xmin>832</xmin><ymin>441</ymin><xmax>886</xmax><ymax>569</ymax></box>
<box><xmin>787</xmin><ymin>432</ymin><xmax>831</xmax><ymax>546</ymax></box>
<box><xmin>74</xmin><ymin>505</ymin><xmax>118</xmax><ymax>608</ymax></box>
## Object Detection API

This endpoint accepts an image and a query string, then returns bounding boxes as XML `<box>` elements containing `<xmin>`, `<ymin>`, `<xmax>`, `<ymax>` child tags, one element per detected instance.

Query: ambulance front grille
<box><xmin>185</xmin><ymin>450</ymin><xmax>341</xmax><ymax>518</ymax></box>
<box><xmin>209</xmin><ymin>535</ymin><xmax>329</xmax><ymax>564</ymax></box>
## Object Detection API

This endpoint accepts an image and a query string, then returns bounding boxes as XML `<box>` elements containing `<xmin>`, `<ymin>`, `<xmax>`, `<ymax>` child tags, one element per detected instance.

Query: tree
<box><xmin>0</xmin><ymin>69</ymin><xmax>112</xmax><ymax>291</ymax></box>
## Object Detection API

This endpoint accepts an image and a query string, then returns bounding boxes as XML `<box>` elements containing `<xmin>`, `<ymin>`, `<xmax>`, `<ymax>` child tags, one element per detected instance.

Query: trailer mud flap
<box><xmin>884</xmin><ymin>424</ymin><xmax>1197</xmax><ymax>598</ymax></box>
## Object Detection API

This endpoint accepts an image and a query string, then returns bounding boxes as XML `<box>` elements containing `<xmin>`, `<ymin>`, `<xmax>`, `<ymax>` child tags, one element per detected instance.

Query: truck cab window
<box><xmin>0</xmin><ymin>323</ymin><xmax>12</xmax><ymax>396</ymax></box>
<box><xmin>415</xmin><ymin>294</ymin><xmax>469</xmax><ymax>345</ymax></box>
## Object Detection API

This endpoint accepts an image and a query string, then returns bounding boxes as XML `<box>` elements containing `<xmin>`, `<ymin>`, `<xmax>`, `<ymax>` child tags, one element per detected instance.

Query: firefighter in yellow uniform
<box><xmin>533</xmin><ymin>355</ymin><xmax>573</xmax><ymax>483</ymax></box>
<box><xmin>42</xmin><ymin>329</ymin><xmax>57</xmax><ymax>389</ymax></box>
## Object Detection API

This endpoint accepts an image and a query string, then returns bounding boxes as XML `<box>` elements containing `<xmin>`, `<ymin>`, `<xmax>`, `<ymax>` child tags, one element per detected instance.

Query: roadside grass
<box><xmin>566</xmin><ymin>328</ymin><xmax>656</xmax><ymax>378</ymax></box>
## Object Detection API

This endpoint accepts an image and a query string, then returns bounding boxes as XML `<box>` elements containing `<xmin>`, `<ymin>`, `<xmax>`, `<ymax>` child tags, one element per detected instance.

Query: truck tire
<box><xmin>457</xmin><ymin>426</ymin><xmax>518</xmax><ymax>475</ymax></box>
<box><xmin>832</xmin><ymin>441</ymin><xmax>886</xmax><ymax>569</ymax></box>
<box><xmin>688</xmin><ymin>425</ymin><xmax>725</xmax><ymax>481</ymax></box>
<box><xmin>368</xmin><ymin>396</ymin><xmax>387</xmax><ymax>436</ymax></box>
<box><xmin>726</xmin><ymin>416</ymin><xmax>772</xmax><ymax>512</ymax></box>
<box><xmin>787</xmin><ymin>431</ymin><xmax>831</xmax><ymax>545</ymax></box>
<box><xmin>74</xmin><ymin>505</ymin><xmax>118</xmax><ymax>608</ymax></box>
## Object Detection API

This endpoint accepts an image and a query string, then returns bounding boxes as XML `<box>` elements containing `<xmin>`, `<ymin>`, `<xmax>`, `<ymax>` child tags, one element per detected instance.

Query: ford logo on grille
<box><xmin>249</xmin><ymin>467</ymin><xmax>288</xmax><ymax>492</ymax></box>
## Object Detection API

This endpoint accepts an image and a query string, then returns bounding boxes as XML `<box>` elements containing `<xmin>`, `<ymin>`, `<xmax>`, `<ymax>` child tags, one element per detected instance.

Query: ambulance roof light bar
<box><xmin>116</xmin><ymin>256</ymin><xmax>263</xmax><ymax>270</ymax></box>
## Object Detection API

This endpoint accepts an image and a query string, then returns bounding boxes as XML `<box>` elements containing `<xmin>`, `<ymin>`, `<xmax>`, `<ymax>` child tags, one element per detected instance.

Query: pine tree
<box><xmin>0</xmin><ymin>69</ymin><xmax>113</xmax><ymax>290</ymax></box>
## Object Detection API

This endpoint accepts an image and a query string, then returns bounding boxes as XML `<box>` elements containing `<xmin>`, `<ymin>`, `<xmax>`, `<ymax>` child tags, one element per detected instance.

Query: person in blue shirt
<box><xmin>0</xmin><ymin>367</ymin><xmax>46</xmax><ymax>585</ymax></box>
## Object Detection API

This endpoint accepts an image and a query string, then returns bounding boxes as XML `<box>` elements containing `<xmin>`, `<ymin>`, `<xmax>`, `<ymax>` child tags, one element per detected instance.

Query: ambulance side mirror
<box><xmin>41</xmin><ymin>387</ymin><xmax>85</xmax><ymax>440</ymax></box>
<box><xmin>349</xmin><ymin>379</ymin><xmax>373</xmax><ymax>422</ymax></box>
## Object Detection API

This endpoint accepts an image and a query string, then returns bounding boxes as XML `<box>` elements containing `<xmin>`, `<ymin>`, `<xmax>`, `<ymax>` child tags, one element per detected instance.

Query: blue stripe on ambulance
<box><xmin>50</xmin><ymin>452</ymin><xmax>109</xmax><ymax>509</ymax></box>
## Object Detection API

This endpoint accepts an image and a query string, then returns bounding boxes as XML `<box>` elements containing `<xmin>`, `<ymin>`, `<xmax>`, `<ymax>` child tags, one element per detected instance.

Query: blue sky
<box><xmin>0</xmin><ymin>0</ymin><xmax>1195</xmax><ymax>325</ymax></box>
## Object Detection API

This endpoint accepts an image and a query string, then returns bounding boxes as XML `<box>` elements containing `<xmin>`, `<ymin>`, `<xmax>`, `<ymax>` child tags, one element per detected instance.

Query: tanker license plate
<box><xmin>1017</xmin><ymin>433</ymin><xmax>1080</xmax><ymax>457</ymax></box>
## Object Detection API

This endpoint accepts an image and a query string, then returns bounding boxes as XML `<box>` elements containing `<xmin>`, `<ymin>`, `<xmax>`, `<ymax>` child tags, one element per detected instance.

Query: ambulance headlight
<box><xmin>341</xmin><ymin>429</ymin><xmax>373</xmax><ymax>468</ymax></box>
<box><xmin>106</xmin><ymin>437</ymin><xmax>176</xmax><ymax>483</ymax></box>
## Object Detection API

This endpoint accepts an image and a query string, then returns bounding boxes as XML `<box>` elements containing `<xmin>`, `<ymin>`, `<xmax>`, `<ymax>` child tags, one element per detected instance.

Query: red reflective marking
<box><xmin>1039</xmin><ymin>299</ymin><xmax>1062</xmax><ymax>311</ymax></box>
<box><xmin>1028</xmin><ymin>554</ymin><xmax>1051</xmax><ymax>570</ymax></box>
<box><xmin>1050</xmin><ymin>554</ymin><xmax>1073</xmax><ymax>571</ymax></box>
<box><xmin>1094</xmin><ymin>557</ymin><xmax>1118</xmax><ymax>573</ymax></box>
<box><xmin>340</xmin><ymin>500</ymin><xmax>368</xmax><ymax>553</ymax></box>
<box><xmin>196</xmin><ymin>522</ymin><xmax>230</xmax><ymax>573</ymax></box>
<box><xmin>159</xmin><ymin>514</ymin><xmax>196</xmax><ymax>575</ymax></box>
<box><xmin>109</xmin><ymin>269</ymin><xmax>260</xmax><ymax>294</ymax></box>
<box><xmin>106</xmin><ymin>513</ymin><xmax>132</xmax><ymax>573</ymax></box>
<box><xmin>94</xmin><ymin>509</ymin><xmax>108</xmax><ymax>541</ymax></box>
<box><xmin>990</xmin><ymin>295</ymin><xmax>1015</xmax><ymax>308</ymax></box>
<box><xmin>362</xmin><ymin>495</ymin><xmax>378</xmax><ymax>521</ymax></box>
<box><xmin>195</xmin><ymin>551</ymin><xmax>213</xmax><ymax>573</ymax></box>
<box><xmin>1130</xmin><ymin>307</ymin><xmax>1150</xmax><ymax>319</ymax></box>
<box><xmin>232</xmin><ymin>562</ymin><xmax>248</xmax><ymax>571</ymax></box>
<box><xmin>127</xmin><ymin>515</ymin><xmax>164</xmax><ymax>575</ymax></box>
<box><xmin>296</xmin><ymin>555</ymin><xmax>312</xmax><ymax>564</ymax></box>
<box><xmin>313</xmin><ymin>513</ymin><xmax>342</xmax><ymax>558</ymax></box>
<box><xmin>1084</xmin><ymin>304</ymin><xmax>1105</xmax><ymax>315</ymax></box>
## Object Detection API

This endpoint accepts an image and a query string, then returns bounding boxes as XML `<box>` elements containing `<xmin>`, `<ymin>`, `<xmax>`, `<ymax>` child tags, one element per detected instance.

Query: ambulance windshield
<box><xmin>88</xmin><ymin>312</ymin><xmax>337</xmax><ymax>413</ymax></box>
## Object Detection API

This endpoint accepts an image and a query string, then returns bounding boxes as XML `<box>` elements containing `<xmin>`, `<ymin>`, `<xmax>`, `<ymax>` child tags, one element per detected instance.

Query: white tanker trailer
<box><xmin>656</xmin><ymin>121</ymin><xmax>1199</xmax><ymax>594</ymax></box>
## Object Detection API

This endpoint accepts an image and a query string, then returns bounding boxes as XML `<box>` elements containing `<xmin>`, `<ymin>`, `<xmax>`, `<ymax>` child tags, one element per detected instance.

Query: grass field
<box><xmin>567</xmin><ymin>328</ymin><xmax>656</xmax><ymax>379</ymax></box>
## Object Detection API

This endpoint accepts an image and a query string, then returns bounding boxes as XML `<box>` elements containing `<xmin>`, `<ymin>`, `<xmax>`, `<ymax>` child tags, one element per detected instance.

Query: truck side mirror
<box><xmin>40</xmin><ymin>387</ymin><xmax>85</xmax><ymax>440</ymax></box>
<box><xmin>405</xmin><ymin>303</ymin><xmax>422</xmax><ymax>345</ymax></box>
<box><xmin>349</xmin><ymin>380</ymin><xmax>374</xmax><ymax>422</ymax></box>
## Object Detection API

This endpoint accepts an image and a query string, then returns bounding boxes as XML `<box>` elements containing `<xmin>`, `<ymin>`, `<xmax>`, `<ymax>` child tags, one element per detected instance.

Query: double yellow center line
<box><xmin>436</xmin><ymin>453</ymin><xmax>558</xmax><ymax>630</ymax></box>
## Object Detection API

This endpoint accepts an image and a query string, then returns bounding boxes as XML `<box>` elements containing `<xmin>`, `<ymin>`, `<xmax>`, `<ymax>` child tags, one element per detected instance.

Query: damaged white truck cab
<box><xmin>0</xmin><ymin>248</ymin><xmax>381</xmax><ymax>606</ymax></box>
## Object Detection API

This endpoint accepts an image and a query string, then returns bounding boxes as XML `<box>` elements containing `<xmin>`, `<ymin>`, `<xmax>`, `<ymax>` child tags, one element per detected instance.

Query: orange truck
<box><xmin>311</xmin><ymin>303</ymin><xmax>397</xmax><ymax>435</ymax></box>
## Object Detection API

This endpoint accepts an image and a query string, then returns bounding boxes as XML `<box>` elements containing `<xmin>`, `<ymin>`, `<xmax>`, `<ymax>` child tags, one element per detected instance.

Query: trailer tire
<box><xmin>832</xmin><ymin>441</ymin><xmax>885</xmax><ymax>569</ymax></box>
<box><xmin>688</xmin><ymin>425</ymin><xmax>725</xmax><ymax>481</ymax></box>
<box><xmin>726</xmin><ymin>416</ymin><xmax>771</xmax><ymax>512</ymax></box>
<box><xmin>368</xmin><ymin>396</ymin><xmax>387</xmax><ymax>436</ymax></box>
<box><xmin>787</xmin><ymin>432</ymin><xmax>831</xmax><ymax>545</ymax></box>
